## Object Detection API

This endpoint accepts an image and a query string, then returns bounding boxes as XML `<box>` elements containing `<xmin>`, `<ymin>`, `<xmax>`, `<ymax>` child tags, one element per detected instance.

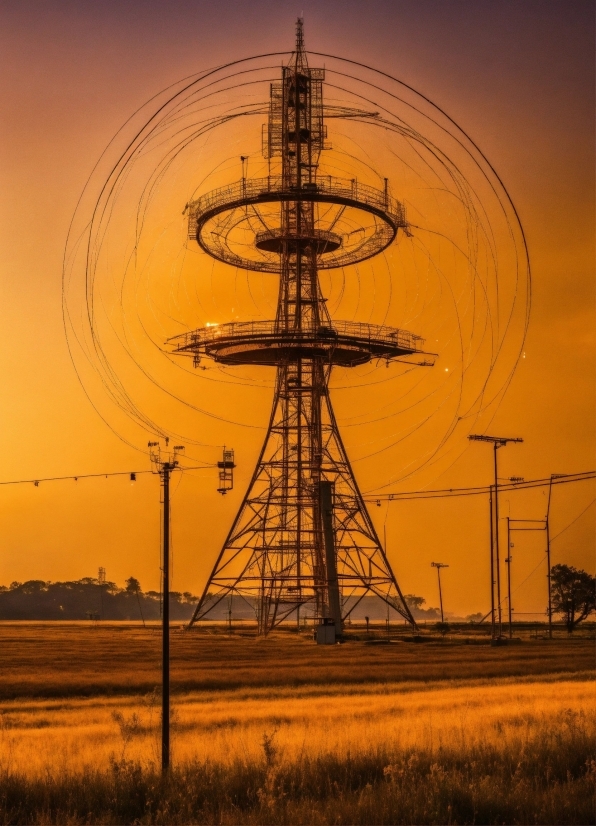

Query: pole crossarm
<box><xmin>468</xmin><ymin>434</ymin><xmax>524</xmax><ymax>447</ymax></box>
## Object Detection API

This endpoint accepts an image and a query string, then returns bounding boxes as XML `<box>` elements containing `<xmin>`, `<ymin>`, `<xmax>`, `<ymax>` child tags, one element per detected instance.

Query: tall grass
<box><xmin>0</xmin><ymin>709</ymin><xmax>593</xmax><ymax>824</ymax></box>
<box><xmin>0</xmin><ymin>628</ymin><xmax>593</xmax><ymax>823</ymax></box>
<box><xmin>0</xmin><ymin>678</ymin><xmax>593</xmax><ymax>824</ymax></box>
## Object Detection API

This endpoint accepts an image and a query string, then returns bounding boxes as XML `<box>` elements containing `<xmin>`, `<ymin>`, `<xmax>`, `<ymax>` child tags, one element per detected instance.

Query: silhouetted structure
<box><xmin>468</xmin><ymin>434</ymin><xmax>523</xmax><ymax>640</ymax></box>
<box><xmin>173</xmin><ymin>21</ymin><xmax>434</xmax><ymax>634</ymax></box>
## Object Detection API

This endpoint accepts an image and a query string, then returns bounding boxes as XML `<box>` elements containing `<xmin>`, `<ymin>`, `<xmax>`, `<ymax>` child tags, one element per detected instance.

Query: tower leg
<box><xmin>185</xmin><ymin>31</ymin><xmax>417</xmax><ymax>635</ymax></box>
<box><xmin>189</xmin><ymin>361</ymin><xmax>415</xmax><ymax>633</ymax></box>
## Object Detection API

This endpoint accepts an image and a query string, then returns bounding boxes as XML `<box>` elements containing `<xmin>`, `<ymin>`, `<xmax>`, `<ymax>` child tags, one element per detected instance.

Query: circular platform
<box><xmin>170</xmin><ymin>320</ymin><xmax>431</xmax><ymax>368</ymax></box>
<box><xmin>186</xmin><ymin>176</ymin><xmax>408</xmax><ymax>273</ymax></box>
<box><xmin>255</xmin><ymin>228</ymin><xmax>342</xmax><ymax>254</ymax></box>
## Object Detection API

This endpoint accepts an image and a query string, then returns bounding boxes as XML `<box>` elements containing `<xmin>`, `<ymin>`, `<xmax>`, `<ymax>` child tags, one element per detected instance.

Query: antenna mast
<box><xmin>175</xmin><ymin>22</ymin><xmax>435</xmax><ymax>635</ymax></box>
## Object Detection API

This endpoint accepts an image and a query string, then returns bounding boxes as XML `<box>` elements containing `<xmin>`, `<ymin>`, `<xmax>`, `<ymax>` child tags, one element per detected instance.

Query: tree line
<box><xmin>0</xmin><ymin>577</ymin><xmax>198</xmax><ymax>621</ymax></box>
<box><xmin>0</xmin><ymin>565</ymin><xmax>592</xmax><ymax>629</ymax></box>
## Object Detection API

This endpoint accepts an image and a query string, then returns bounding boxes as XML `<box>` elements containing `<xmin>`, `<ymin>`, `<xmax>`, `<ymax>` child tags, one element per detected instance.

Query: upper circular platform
<box><xmin>255</xmin><ymin>228</ymin><xmax>342</xmax><ymax>254</ymax></box>
<box><xmin>170</xmin><ymin>319</ymin><xmax>431</xmax><ymax>368</ymax></box>
<box><xmin>186</xmin><ymin>176</ymin><xmax>408</xmax><ymax>273</ymax></box>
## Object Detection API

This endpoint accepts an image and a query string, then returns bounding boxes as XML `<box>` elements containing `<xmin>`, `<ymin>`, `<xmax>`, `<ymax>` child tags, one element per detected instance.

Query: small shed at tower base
<box><xmin>315</xmin><ymin>618</ymin><xmax>336</xmax><ymax>645</ymax></box>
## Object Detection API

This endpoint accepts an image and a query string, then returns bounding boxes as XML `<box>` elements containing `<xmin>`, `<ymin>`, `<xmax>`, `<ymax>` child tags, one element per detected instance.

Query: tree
<box><xmin>403</xmin><ymin>594</ymin><xmax>426</xmax><ymax>611</ymax></box>
<box><xmin>550</xmin><ymin>564</ymin><xmax>596</xmax><ymax>632</ymax></box>
<box><xmin>125</xmin><ymin>577</ymin><xmax>142</xmax><ymax>594</ymax></box>
<box><xmin>19</xmin><ymin>580</ymin><xmax>48</xmax><ymax>594</ymax></box>
<box><xmin>403</xmin><ymin>594</ymin><xmax>440</xmax><ymax>621</ymax></box>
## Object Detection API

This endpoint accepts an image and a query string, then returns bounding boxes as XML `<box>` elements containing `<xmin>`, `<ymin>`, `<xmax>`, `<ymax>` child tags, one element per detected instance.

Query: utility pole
<box><xmin>526</xmin><ymin>473</ymin><xmax>563</xmax><ymax>639</ymax></box>
<box><xmin>505</xmin><ymin>518</ymin><xmax>513</xmax><ymax>638</ymax></box>
<box><xmin>504</xmin><ymin>479</ymin><xmax>523</xmax><ymax>639</ymax></box>
<box><xmin>469</xmin><ymin>435</ymin><xmax>523</xmax><ymax>640</ymax></box>
<box><xmin>149</xmin><ymin>439</ymin><xmax>184</xmax><ymax>775</ymax></box>
<box><xmin>508</xmin><ymin>517</ymin><xmax>549</xmax><ymax>634</ymax></box>
<box><xmin>545</xmin><ymin>475</ymin><xmax>563</xmax><ymax>640</ymax></box>
<box><xmin>431</xmin><ymin>562</ymin><xmax>449</xmax><ymax>623</ymax></box>
<box><xmin>488</xmin><ymin>485</ymin><xmax>495</xmax><ymax>638</ymax></box>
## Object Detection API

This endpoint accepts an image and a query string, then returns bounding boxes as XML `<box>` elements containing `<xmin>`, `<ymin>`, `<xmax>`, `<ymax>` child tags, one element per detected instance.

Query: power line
<box><xmin>479</xmin><ymin>494</ymin><xmax>596</xmax><ymax>625</ymax></box>
<box><xmin>2</xmin><ymin>468</ymin><xmax>593</xmax><ymax>497</ymax></box>
<box><xmin>0</xmin><ymin>465</ymin><xmax>215</xmax><ymax>488</ymax></box>
<box><xmin>550</xmin><ymin>496</ymin><xmax>596</xmax><ymax>542</ymax></box>
<box><xmin>365</xmin><ymin>471</ymin><xmax>595</xmax><ymax>502</ymax></box>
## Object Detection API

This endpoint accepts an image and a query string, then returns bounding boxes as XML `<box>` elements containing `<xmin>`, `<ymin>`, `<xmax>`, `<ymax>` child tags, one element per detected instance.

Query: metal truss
<box><xmin>182</xmin><ymin>20</ymin><xmax>421</xmax><ymax>633</ymax></box>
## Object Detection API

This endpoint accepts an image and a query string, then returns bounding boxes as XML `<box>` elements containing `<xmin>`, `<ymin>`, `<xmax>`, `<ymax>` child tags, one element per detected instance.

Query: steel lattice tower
<box><xmin>172</xmin><ymin>21</ymin><xmax>434</xmax><ymax>634</ymax></box>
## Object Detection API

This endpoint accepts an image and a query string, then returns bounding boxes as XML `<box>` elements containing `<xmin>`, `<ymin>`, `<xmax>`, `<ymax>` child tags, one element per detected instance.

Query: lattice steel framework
<box><xmin>172</xmin><ymin>20</ymin><xmax>435</xmax><ymax>633</ymax></box>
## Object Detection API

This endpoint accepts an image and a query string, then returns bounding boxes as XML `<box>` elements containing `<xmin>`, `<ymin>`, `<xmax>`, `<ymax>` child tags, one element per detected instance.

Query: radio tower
<box><xmin>173</xmin><ymin>20</ymin><xmax>433</xmax><ymax>634</ymax></box>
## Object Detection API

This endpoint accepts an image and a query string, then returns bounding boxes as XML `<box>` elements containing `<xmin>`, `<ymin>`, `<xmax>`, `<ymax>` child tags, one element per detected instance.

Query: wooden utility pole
<box><xmin>505</xmin><ymin>517</ymin><xmax>512</xmax><ymax>638</ymax></box>
<box><xmin>161</xmin><ymin>460</ymin><xmax>174</xmax><ymax>773</ymax></box>
<box><xmin>431</xmin><ymin>562</ymin><xmax>449</xmax><ymax>623</ymax></box>
<box><xmin>489</xmin><ymin>485</ymin><xmax>495</xmax><ymax>638</ymax></box>
<box><xmin>546</xmin><ymin>475</ymin><xmax>556</xmax><ymax>639</ymax></box>
<box><xmin>149</xmin><ymin>440</ymin><xmax>184</xmax><ymax>774</ymax></box>
<box><xmin>468</xmin><ymin>435</ymin><xmax>523</xmax><ymax>640</ymax></box>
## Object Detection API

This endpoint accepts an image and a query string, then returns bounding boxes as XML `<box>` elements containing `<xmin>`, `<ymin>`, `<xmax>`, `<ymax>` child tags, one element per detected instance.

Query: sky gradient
<box><xmin>0</xmin><ymin>0</ymin><xmax>594</xmax><ymax>617</ymax></box>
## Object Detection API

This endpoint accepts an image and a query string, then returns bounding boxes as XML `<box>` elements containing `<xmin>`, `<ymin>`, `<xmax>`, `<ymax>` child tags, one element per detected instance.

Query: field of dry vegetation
<box><xmin>0</xmin><ymin>624</ymin><xmax>593</xmax><ymax>824</ymax></box>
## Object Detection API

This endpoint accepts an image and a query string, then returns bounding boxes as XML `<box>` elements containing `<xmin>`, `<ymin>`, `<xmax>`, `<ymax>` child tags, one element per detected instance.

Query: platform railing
<box><xmin>187</xmin><ymin>175</ymin><xmax>407</xmax><ymax>238</ymax></box>
<box><xmin>171</xmin><ymin>319</ymin><xmax>424</xmax><ymax>353</ymax></box>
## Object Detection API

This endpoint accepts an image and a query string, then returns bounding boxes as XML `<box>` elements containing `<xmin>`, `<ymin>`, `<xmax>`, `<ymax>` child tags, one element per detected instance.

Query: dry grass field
<box><xmin>0</xmin><ymin>624</ymin><xmax>593</xmax><ymax>824</ymax></box>
<box><xmin>1</xmin><ymin>623</ymin><xmax>593</xmax><ymax>698</ymax></box>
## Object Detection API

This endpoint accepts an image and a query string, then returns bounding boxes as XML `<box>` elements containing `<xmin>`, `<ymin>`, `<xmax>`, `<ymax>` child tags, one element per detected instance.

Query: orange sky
<box><xmin>0</xmin><ymin>0</ymin><xmax>594</xmax><ymax>617</ymax></box>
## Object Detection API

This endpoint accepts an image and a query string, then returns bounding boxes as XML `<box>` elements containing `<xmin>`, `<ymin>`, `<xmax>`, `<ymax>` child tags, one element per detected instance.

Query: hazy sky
<box><xmin>0</xmin><ymin>0</ymin><xmax>594</xmax><ymax>617</ymax></box>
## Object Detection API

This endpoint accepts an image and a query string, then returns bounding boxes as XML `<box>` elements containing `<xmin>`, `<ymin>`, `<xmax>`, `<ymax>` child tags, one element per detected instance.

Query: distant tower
<box><xmin>97</xmin><ymin>566</ymin><xmax>107</xmax><ymax>619</ymax></box>
<box><xmin>173</xmin><ymin>21</ymin><xmax>433</xmax><ymax>633</ymax></box>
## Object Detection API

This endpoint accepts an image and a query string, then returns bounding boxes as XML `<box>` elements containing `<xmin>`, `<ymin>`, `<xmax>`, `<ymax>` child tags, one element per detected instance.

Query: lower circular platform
<box><xmin>170</xmin><ymin>320</ymin><xmax>432</xmax><ymax>368</ymax></box>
